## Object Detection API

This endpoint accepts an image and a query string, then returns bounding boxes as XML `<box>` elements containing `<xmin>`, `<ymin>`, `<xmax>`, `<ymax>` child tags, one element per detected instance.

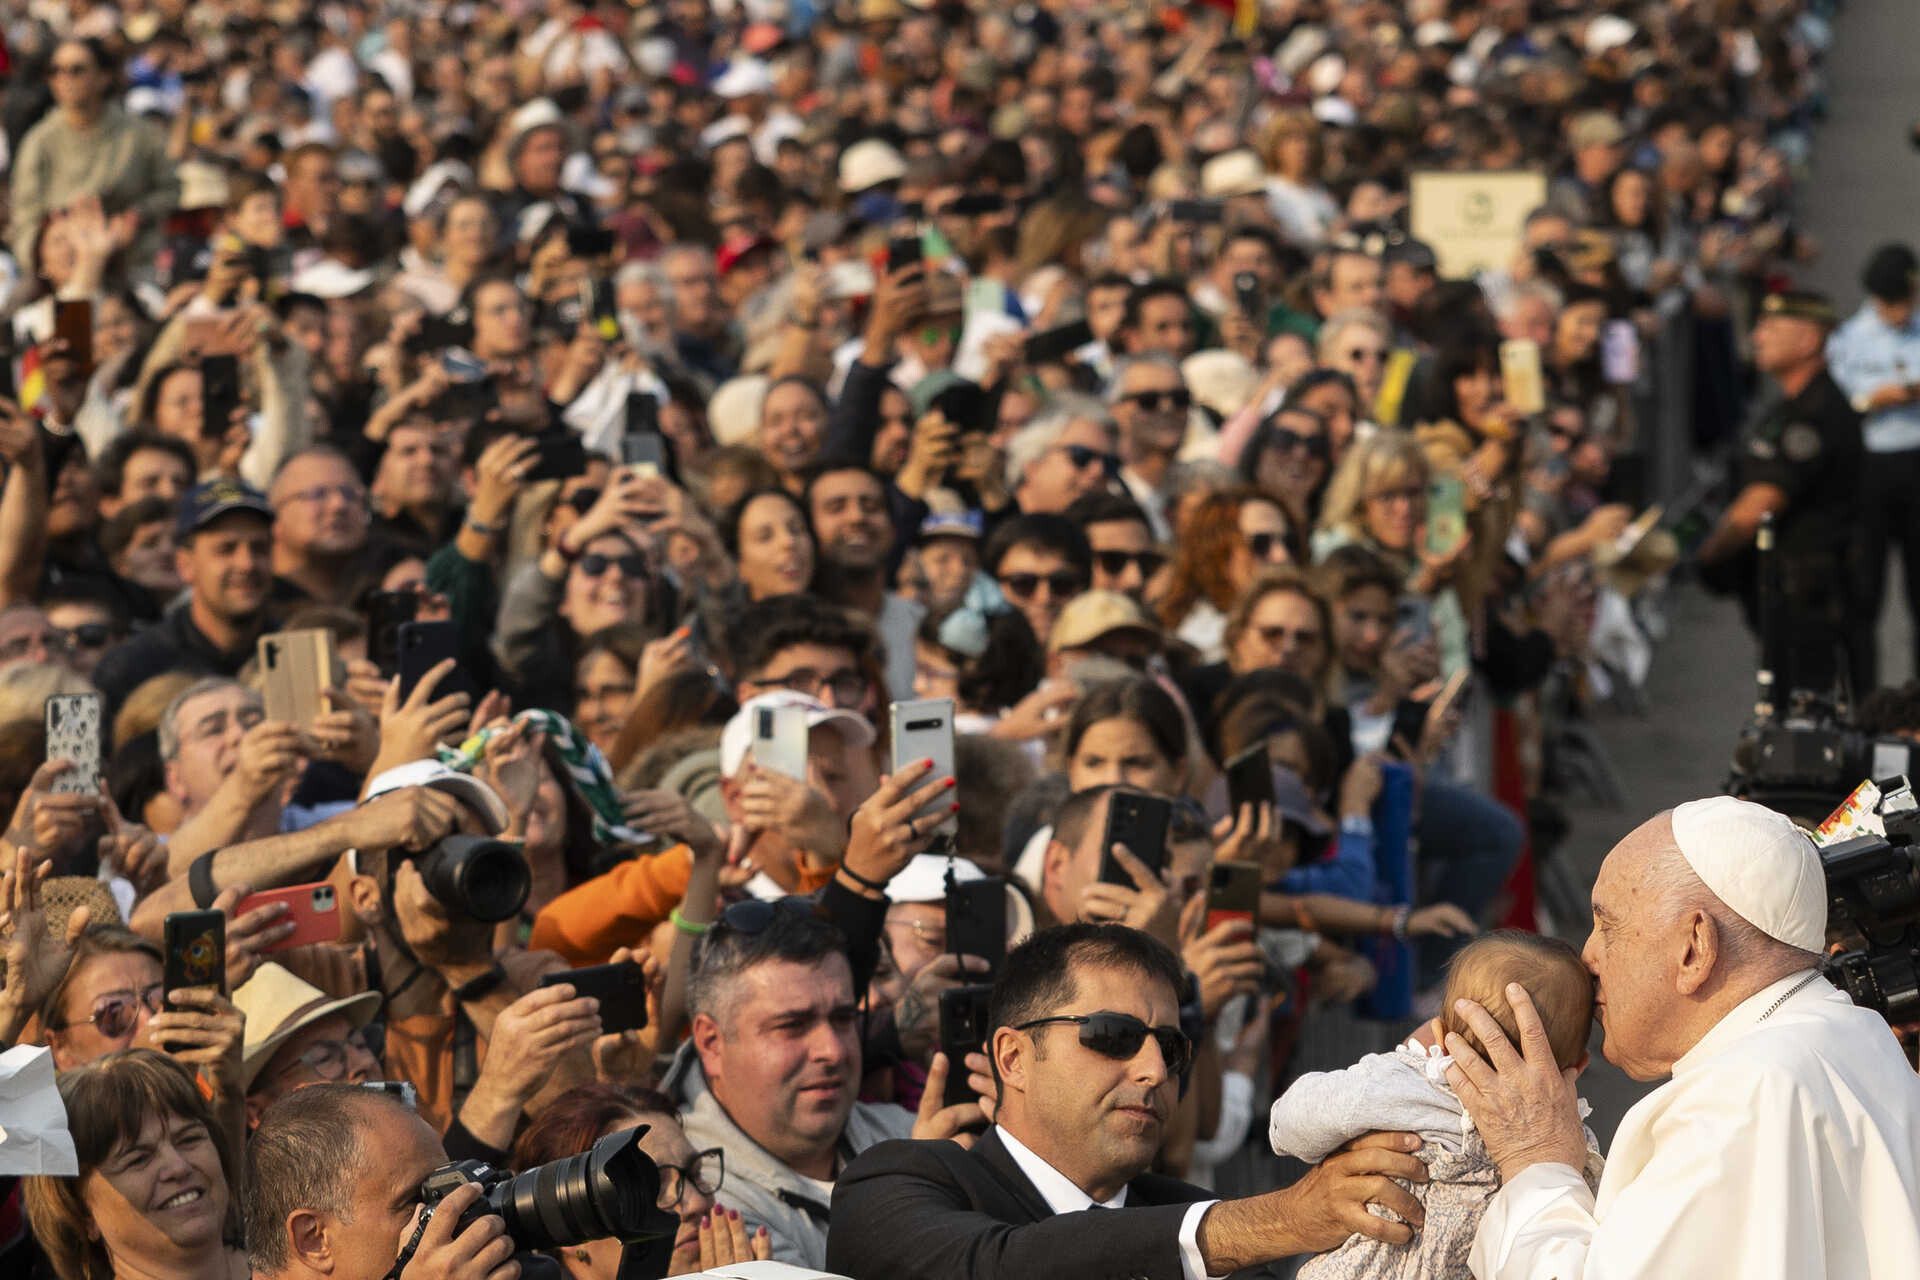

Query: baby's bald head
<box><xmin>1443</xmin><ymin>931</ymin><xmax>1594</xmax><ymax>1070</ymax></box>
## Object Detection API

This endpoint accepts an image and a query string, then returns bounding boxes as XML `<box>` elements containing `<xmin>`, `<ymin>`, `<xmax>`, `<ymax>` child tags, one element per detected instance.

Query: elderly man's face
<box><xmin>1583</xmin><ymin>815</ymin><xmax>1691</xmax><ymax>1081</ymax></box>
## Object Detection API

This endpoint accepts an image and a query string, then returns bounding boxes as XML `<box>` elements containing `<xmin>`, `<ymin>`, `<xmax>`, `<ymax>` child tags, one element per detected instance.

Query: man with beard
<box><xmin>1110</xmin><ymin>357</ymin><xmax>1192</xmax><ymax>541</ymax></box>
<box><xmin>269</xmin><ymin>446</ymin><xmax>370</xmax><ymax>604</ymax></box>
<box><xmin>806</xmin><ymin>461</ymin><xmax>922</xmax><ymax>699</ymax></box>
<box><xmin>93</xmin><ymin>480</ymin><xmax>278</xmax><ymax>714</ymax></box>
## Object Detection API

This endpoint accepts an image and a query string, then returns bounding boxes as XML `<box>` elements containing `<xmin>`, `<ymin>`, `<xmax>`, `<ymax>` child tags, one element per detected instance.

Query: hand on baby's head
<box><xmin>1441</xmin><ymin>932</ymin><xmax>1594</xmax><ymax>1070</ymax></box>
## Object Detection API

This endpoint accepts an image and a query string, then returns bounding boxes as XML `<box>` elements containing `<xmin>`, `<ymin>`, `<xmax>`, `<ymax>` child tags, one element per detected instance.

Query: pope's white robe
<box><xmin>1470</xmin><ymin>969</ymin><xmax>1920</xmax><ymax>1279</ymax></box>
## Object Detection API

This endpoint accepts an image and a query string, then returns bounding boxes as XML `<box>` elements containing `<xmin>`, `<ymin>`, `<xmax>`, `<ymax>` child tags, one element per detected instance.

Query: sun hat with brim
<box><xmin>234</xmin><ymin>962</ymin><xmax>383</xmax><ymax>1091</ymax></box>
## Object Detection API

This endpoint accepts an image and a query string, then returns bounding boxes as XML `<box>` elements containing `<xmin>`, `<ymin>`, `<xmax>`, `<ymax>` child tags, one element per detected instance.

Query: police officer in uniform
<box><xmin>1698</xmin><ymin>291</ymin><xmax>1864</xmax><ymax>697</ymax></box>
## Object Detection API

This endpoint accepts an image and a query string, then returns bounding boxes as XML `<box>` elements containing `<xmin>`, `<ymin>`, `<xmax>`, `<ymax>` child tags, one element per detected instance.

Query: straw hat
<box><xmin>233</xmin><ymin>962</ymin><xmax>382</xmax><ymax>1091</ymax></box>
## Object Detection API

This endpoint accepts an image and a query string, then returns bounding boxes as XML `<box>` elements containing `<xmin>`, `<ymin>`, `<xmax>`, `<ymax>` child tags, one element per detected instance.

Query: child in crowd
<box><xmin>1268</xmin><ymin>932</ymin><xmax>1606</xmax><ymax>1278</ymax></box>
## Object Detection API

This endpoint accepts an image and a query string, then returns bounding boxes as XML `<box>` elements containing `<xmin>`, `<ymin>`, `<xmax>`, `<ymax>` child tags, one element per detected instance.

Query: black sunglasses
<box><xmin>1059</xmin><ymin>444</ymin><xmax>1121</xmax><ymax>475</ymax></box>
<box><xmin>1246</xmin><ymin>532</ymin><xmax>1290</xmax><ymax>560</ymax></box>
<box><xmin>1094</xmin><ymin>550</ymin><xmax>1166</xmax><ymax>578</ymax></box>
<box><xmin>577</xmin><ymin>552</ymin><xmax>649</xmax><ymax>580</ymax></box>
<box><xmin>710</xmin><ymin>895</ymin><xmax>820</xmax><ymax>940</ymax></box>
<box><xmin>1015</xmin><ymin>1011</ymin><xmax>1193</xmax><ymax>1077</ymax></box>
<box><xmin>999</xmin><ymin>571</ymin><xmax>1087</xmax><ymax>601</ymax></box>
<box><xmin>1266</xmin><ymin>426</ymin><xmax>1330</xmax><ymax>461</ymax></box>
<box><xmin>1125</xmin><ymin>389</ymin><xmax>1191</xmax><ymax>412</ymax></box>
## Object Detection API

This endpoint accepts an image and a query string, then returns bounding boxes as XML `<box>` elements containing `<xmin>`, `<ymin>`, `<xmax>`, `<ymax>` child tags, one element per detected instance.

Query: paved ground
<box><xmin>1557</xmin><ymin>0</ymin><xmax>1920</xmax><ymax>1145</ymax></box>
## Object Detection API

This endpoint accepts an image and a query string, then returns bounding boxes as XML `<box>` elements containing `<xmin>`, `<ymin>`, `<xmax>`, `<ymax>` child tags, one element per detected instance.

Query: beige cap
<box><xmin>1048</xmin><ymin>590</ymin><xmax>1161</xmax><ymax>654</ymax></box>
<box><xmin>838</xmin><ymin>138</ymin><xmax>908</xmax><ymax>193</ymax></box>
<box><xmin>1200</xmin><ymin>149</ymin><xmax>1268</xmax><ymax>200</ymax></box>
<box><xmin>1670</xmin><ymin>796</ymin><xmax>1826</xmax><ymax>952</ymax></box>
<box><xmin>234</xmin><ymin>962</ymin><xmax>382</xmax><ymax>1091</ymax></box>
<box><xmin>1569</xmin><ymin>111</ymin><xmax>1627</xmax><ymax>150</ymax></box>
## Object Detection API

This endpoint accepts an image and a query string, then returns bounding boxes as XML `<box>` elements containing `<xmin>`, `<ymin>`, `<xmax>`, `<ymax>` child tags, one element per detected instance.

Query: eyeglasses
<box><xmin>887</xmin><ymin>916</ymin><xmax>948</xmax><ymax>950</ymax></box>
<box><xmin>577</xmin><ymin>552</ymin><xmax>650</xmax><ymax>580</ymax></box>
<box><xmin>1124</xmin><ymin>389</ymin><xmax>1192</xmax><ymax>413</ymax></box>
<box><xmin>294</xmin><ymin>1030</ymin><xmax>375</xmax><ymax>1081</ymax></box>
<box><xmin>1346</xmin><ymin>347</ymin><xmax>1386</xmax><ymax>365</ymax></box>
<box><xmin>284</xmin><ymin>483</ymin><xmax>368</xmax><ymax>507</ymax></box>
<box><xmin>1014</xmin><ymin>1011</ymin><xmax>1193</xmax><ymax>1077</ymax></box>
<box><xmin>657</xmin><ymin>1149</ymin><xmax>726</xmax><ymax>1209</ymax></box>
<box><xmin>65</xmin><ymin>622</ymin><xmax>118</xmax><ymax>650</ymax></box>
<box><xmin>1054</xmin><ymin>444</ymin><xmax>1121</xmax><ymax>476</ymax></box>
<box><xmin>1265</xmin><ymin>427</ymin><xmax>1329</xmax><ymax>461</ymax></box>
<box><xmin>61</xmin><ymin>984</ymin><xmax>166</xmax><ymax>1039</ymax></box>
<box><xmin>755</xmin><ymin>666</ymin><xmax>869</xmax><ymax>705</ymax></box>
<box><xmin>1254</xmin><ymin>624</ymin><xmax>1322</xmax><ymax>649</ymax></box>
<box><xmin>1094</xmin><ymin>550</ymin><xmax>1167</xmax><ymax>579</ymax></box>
<box><xmin>50</xmin><ymin>62</ymin><xmax>94</xmax><ymax>78</ymax></box>
<box><xmin>0</xmin><ymin>622</ymin><xmax>118</xmax><ymax>659</ymax></box>
<box><xmin>1245</xmin><ymin>532</ymin><xmax>1290</xmax><ymax>561</ymax></box>
<box><xmin>182</xmin><ymin>705</ymin><xmax>266</xmax><ymax>747</ymax></box>
<box><xmin>998</xmin><ymin>571</ymin><xmax>1087</xmax><ymax>601</ymax></box>
<box><xmin>1366</xmin><ymin>486</ymin><xmax>1424</xmax><ymax>507</ymax></box>
<box><xmin>919</xmin><ymin>324</ymin><xmax>964</xmax><ymax>347</ymax></box>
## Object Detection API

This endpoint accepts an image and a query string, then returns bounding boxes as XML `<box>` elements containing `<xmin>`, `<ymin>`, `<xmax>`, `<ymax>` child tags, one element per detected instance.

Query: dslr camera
<box><xmin>1818</xmin><ymin>776</ymin><xmax>1920</xmax><ymax>1028</ymax></box>
<box><xmin>387</xmin><ymin>1128</ymin><xmax>676</xmax><ymax>1279</ymax></box>
<box><xmin>410</xmin><ymin>834</ymin><xmax>532</xmax><ymax>924</ymax></box>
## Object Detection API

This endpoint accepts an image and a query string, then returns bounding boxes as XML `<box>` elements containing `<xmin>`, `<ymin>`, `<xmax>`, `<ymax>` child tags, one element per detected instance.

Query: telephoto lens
<box><xmin>412</xmin><ymin>834</ymin><xmax>531</xmax><ymax>922</ymax></box>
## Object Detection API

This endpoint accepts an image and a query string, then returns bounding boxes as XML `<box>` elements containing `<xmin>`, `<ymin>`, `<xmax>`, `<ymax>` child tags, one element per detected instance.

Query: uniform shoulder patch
<box><xmin>1781</xmin><ymin>422</ymin><xmax>1822</xmax><ymax>462</ymax></box>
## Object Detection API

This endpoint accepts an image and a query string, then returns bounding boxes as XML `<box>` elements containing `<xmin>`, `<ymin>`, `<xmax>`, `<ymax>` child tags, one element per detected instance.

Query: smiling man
<box><xmin>1446</xmin><ymin>797</ymin><xmax>1920</xmax><ymax>1279</ymax></box>
<box><xmin>806</xmin><ymin>461</ymin><xmax>921</xmax><ymax>699</ymax></box>
<box><xmin>829</xmin><ymin>922</ymin><xmax>1432</xmax><ymax>1280</ymax></box>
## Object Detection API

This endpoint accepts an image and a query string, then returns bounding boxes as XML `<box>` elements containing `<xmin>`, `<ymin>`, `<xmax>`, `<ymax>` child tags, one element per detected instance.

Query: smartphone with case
<box><xmin>1097</xmin><ymin>789</ymin><xmax>1172</xmax><ymax>887</ymax></box>
<box><xmin>937</xmin><ymin>984</ymin><xmax>995</xmax><ymax>1109</ymax></box>
<box><xmin>396</xmin><ymin>620</ymin><xmax>474</xmax><ymax>705</ymax></box>
<box><xmin>540</xmin><ymin>961</ymin><xmax>649</xmax><ymax>1035</ymax></box>
<box><xmin>54</xmin><ymin>299</ymin><xmax>93</xmax><ymax>376</ymax></box>
<box><xmin>1498</xmin><ymin>338</ymin><xmax>1546</xmax><ymax>415</ymax></box>
<box><xmin>258</xmin><ymin>628</ymin><xmax>336</xmax><ymax>727</ymax></box>
<box><xmin>235</xmin><ymin>882</ymin><xmax>342</xmax><ymax>951</ymax></box>
<box><xmin>945</xmin><ymin>876</ymin><xmax>1007</xmax><ymax>977</ymax></box>
<box><xmin>1425</xmin><ymin>474</ymin><xmax>1468</xmax><ymax>558</ymax></box>
<box><xmin>366</xmin><ymin>590</ymin><xmax>418</xmax><ymax>677</ymax></box>
<box><xmin>526</xmin><ymin>429</ymin><xmax>587</xmax><ymax>483</ymax></box>
<box><xmin>44</xmin><ymin>692</ymin><xmax>102</xmax><ymax>795</ymax></box>
<box><xmin>890</xmin><ymin>698</ymin><xmax>957</xmax><ymax>834</ymax></box>
<box><xmin>1225</xmin><ymin>744</ymin><xmax>1275</xmax><ymax>816</ymax></box>
<box><xmin>751</xmin><ymin>702</ymin><xmax>810</xmax><ymax>780</ymax></box>
<box><xmin>886</xmin><ymin>235</ymin><xmax>922</xmax><ymax>273</ymax></box>
<box><xmin>1023</xmin><ymin>318</ymin><xmax>1094</xmax><ymax>364</ymax></box>
<box><xmin>163</xmin><ymin>910</ymin><xmax>226</xmax><ymax>1015</ymax></box>
<box><xmin>201</xmin><ymin>353</ymin><xmax>242</xmax><ymax>439</ymax></box>
<box><xmin>1205</xmin><ymin>860</ymin><xmax>1264</xmax><ymax>934</ymax></box>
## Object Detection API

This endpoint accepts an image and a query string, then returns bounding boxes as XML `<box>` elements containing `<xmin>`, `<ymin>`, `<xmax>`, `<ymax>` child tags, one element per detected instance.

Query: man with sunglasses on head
<box><xmin>1005</xmin><ymin>394</ymin><xmax>1120</xmax><ymax>516</ymax></box>
<box><xmin>829</xmin><ymin>922</ymin><xmax>1428</xmax><ymax>1280</ymax></box>
<box><xmin>1110</xmin><ymin>356</ymin><xmax>1193</xmax><ymax>542</ymax></box>
<box><xmin>982</xmin><ymin>514</ymin><xmax>1092</xmax><ymax>654</ymax></box>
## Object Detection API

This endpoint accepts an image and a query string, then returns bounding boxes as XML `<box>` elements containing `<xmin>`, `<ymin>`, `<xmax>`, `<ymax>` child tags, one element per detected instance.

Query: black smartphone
<box><xmin>1168</xmin><ymin>198</ymin><xmax>1223</xmax><ymax>225</ymax></box>
<box><xmin>409</xmin><ymin>314</ymin><xmax>471</xmax><ymax>355</ymax></box>
<box><xmin>54</xmin><ymin>298</ymin><xmax>93</xmax><ymax>376</ymax></box>
<box><xmin>1225</xmin><ymin>744</ymin><xmax>1276</xmax><ymax>815</ymax></box>
<box><xmin>365</xmin><ymin>590</ymin><xmax>419</xmax><ymax>677</ymax></box>
<box><xmin>1232</xmin><ymin>270</ymin><xmax>1263</xmax><ymax>317</ymax></box>
<box><xmin>396</xmin><ymin>620</ymin><xmax>473</xmax><ymax>704</ymax></box>
<box><xmin>931</xmin><ymin>380</ymin><xmax>990</xmax><ymax>434</ymax></box>
<box><xmin>201</xmin><ymin>354</ymin><xmax>241</xmax><ymax>439</ymax></box>
<box><xmin>887</xmin><ymin>235</ymin><xmax>922</xmax><ymax>272</ymax></box>
<box><xmin>163</xmin><ymin>910</ymin><xmax>226</xmax><ymax>1018</ymax></box>
<box><xmin>526</xmin><ymin>428</ymin><xmax>588</xmax><ymax>483</ymax></box>
<box><xmin>567</xmin><ymin>226</ymin><xmax>617</xmax><ymax>258</ymax></box>
<box><xmin>1098</xmin><ymin>790</ymin><xmax>1172</xmax><ymax>886</ymax></box>
<box><xmin>1023</xmin><ymin>319</ymin><xmax>1094</xmax><ymax>364</ymax></box>
<box><xmin>540</xmin><ymin>961</ymin><xmax>649</xmax><ymax>1035</ymax></box>
<box><xmin>946</xmin><ymin>192</ymin><xmax>1006</xmax><ymax>217</ymax></box>
<box><xmin>937</xmin><ymin>984</ymin><xmax>995</xmax><ymax>1109</ymax></box>
<box><xmin>945</xmin><ymin>877</ymin><xmax>1007</xmax><ymax>978</ymax></box>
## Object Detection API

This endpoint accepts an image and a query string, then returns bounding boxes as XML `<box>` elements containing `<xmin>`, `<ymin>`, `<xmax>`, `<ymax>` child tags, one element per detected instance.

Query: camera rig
<box><xmin>1819</xmin><ymin>777</ymin><xmax>1920</xmax><ymax>1027</ymax></box>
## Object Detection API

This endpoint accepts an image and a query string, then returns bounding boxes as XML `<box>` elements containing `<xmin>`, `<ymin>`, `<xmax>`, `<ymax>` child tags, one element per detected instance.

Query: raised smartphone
<box><xmin>890</xmin><ymin>697</ymin><xmax>957</xmax><ymax>834</ymax></box>
<box><xmin>751</xmin><ymin>701</ymin><xmax>810</xmax><ymax>780</ymax></box>
<box><xmin>44</xmin><ymin>691</ymin><xmax>103</xmax><ymax>795</ymax></box>
<box><xmin>945</xmin><ymin>876</ymin><xmax>1007</xmax><ymax>977</ymax></box>
<box><xmin>258</xmin><ymin>628</ymin><xmax>337</xmax><ymax>727</ymax></box>
<box><xmin>540</xmin><ymin>961</ymin><xmax>649</xmax><ymax>1035</ymax></box>
<box><xmin>234</xmin><ymin>882</ymin><xmax>342</xmax><ymax>951</ymax></box>
<box><xmin>1097</xmin><ymin>789</ymin><xmax>1172</xmax><ymax>887</ymax></box>
<box><xmin>1205</xmin><ymin>860</ymin><xmax>1264</xmax><ymax>934</ymax></box>
<box><xmin>937</xmin><ymin>984</ymin><xmax>995</xmax><ymax>1109</ymax></box>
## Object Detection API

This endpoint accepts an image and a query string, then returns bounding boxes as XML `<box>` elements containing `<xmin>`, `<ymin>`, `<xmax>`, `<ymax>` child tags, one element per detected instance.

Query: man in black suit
<box><xmin>827</xmin><ymin>923</ymin><xmax>1427</xmax><ymax>1280</ymax></box>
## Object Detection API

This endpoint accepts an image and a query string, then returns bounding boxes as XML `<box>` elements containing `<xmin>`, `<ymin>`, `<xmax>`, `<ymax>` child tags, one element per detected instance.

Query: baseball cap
<box><xmin>916</xmin><ymin>510</ymin><xmax>985</xmax><ymax>544</ymax></box>
<box><xmin>175</xmin><ymin>479</ymin><xmax>273</xmax><ymax>539</ymax></box>
<box><xmin>839</xmin><ymin>138</ymin><xmax>908</xmax><ymax>194</ymax></box>
<box><xmin>716</xmin><ymin>233</ymin><xmax>777</xmax><ymax>277</ymax></box>
<box><xmin>1048</xmin><ymin>590</ymin><xmax>1161</xmax><ymax>654</ymax></box>
<box><xmin>361</xmin><ymin>760</ymin><xmax>511</xmax><ymax>836</ymax></box>
<box><xmin>718</xmin><ymin>691</ymin><xmax>877</xmax><ymax>778</ymax></box>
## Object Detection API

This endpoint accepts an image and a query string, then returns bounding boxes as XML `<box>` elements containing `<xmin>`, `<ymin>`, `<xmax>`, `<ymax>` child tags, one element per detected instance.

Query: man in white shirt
<box><xmin>828</xmin><ymin>922</ymin><xmax>1429</xmax><ymax>1279</ymax></box>
<box><xmin>1447</xmin><ymin>796</ymin><xmax>1920</xmax><ymax>1279</ymax></box>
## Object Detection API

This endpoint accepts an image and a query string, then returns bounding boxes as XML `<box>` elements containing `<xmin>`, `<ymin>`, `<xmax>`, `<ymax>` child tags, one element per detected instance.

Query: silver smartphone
<box><xmin>752</xmin><ymin>702</ymin><xmax>810</xmax><ymax>780</ymax></box>
<box><xmin>890</xmin><ymin>697</ymin><xmax>957</xmax><ymax>835</ymax></box>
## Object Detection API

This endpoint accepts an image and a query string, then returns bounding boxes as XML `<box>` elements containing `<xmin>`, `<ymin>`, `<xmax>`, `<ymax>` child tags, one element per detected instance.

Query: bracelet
<box><xmin>1389</xmin><ymin>905</ymin><xmax>1412</xmax><ymax>941</ymax></box>
<box><xmin>669</xmin><ymin>907</ymin><xmax>710</xmax><ymax>936</ymax></box>
<box><xmin>837</xmin><ymin>862</ymin><xmax>890</xmax><ymax>893</ymax></box>
<box><xmin>1289</xmin><ymin>898</ymin><xmax>1317</xmax><ymax>933</ymax></box>
<box><xmin>465</xmin><ymin>515</ymin><xmax>503</xmax><ymax>537</ymax></box>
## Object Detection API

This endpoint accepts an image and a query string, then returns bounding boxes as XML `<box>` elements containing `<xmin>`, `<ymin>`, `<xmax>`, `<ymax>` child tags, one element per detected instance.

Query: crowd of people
<box><xmin>0</xmin><ymin>0</ymin><xmax>1910</xmax><ymax>1278</ymax></box>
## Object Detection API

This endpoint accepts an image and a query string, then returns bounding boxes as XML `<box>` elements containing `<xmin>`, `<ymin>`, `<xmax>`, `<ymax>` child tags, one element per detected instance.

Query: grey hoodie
<box><xmin>661</xmin><ymin>1042</ymin><xmax>915</xmax><ymax>1270</ymax></box>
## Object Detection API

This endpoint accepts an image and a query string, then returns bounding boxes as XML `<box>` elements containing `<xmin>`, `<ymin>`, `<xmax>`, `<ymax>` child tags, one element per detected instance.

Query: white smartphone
<box><xmin>45</xmin><ymin>692</ymin><xmax>103</xmax><ymax>795</ymax></box>
<box><xmin>751</xmin><ymin>702</ymin><xmax>810</xmax><ymax>780</ymax></box>
<box><xmin>890</xmin><ymin>697</ymin><xmax>957</xmax><ymax>834</ymax></box>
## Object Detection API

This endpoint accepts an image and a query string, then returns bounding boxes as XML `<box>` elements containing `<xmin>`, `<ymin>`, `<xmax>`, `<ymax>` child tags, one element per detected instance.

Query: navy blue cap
<box><xmin>176</xmin><ymin>479</ymin><xmax>273</xmax><ymax>538</ymax></box>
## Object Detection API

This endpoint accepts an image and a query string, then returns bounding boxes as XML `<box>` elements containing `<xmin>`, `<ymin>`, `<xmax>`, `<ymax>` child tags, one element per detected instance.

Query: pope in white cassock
<box><xmin>1439</xmin><ymin>795</ymin><xmax>1920</xmax><ymax>1279</ymax></box>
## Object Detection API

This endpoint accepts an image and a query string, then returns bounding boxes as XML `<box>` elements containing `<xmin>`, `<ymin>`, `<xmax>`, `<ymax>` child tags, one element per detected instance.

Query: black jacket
<box><xmin>826</xmin><ymin>1128</ymin><xmax>1207</xmax><ymax>1280</ymax></box>
<box><xmin>92</xmin><ymin>602</ymin><xmax>270</xmax><ymax>719</ymax></box>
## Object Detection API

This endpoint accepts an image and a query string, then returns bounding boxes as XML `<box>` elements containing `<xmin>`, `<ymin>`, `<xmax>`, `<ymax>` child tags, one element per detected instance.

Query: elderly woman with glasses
<box><xmin>25</xmin><ymin>1050</ymin><xmax>249</xmax><ymax>1280</ymax></box>
<box><xmin>515</xmin><ymin>1082</ymin><xmax>766</xmax><ymax>1278</ymax></box>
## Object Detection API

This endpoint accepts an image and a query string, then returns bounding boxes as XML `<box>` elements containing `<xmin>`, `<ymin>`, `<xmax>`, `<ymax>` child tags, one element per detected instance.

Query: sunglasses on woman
<box><xmin>1266</xmin><ymin>427</ymin><xmax>1329</xmax><ymax>461</ymax></box>
<box><xmin>64</xmin><ymin>984</ymin><xmax>166</xmax><ymax>1040</ymax></box>
<box><xmin>1014</xmin><ymin>1011</ymin><xmax>1193</xmax><ymax>1077</ymax></box>
<box><xmin>577</xmin><ymin>552</ymin><xmax>649</xmax><ymax>580</ymax></box>
<box><xmin>1246</xmin><ymin>532</ymin><xmax>1289</xmax><ymax>560</ymax></box>
<box><xmin>1125</xmin><ymin>389</ymin><xmax>1191</xmax><ymax>413</ymax></box>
